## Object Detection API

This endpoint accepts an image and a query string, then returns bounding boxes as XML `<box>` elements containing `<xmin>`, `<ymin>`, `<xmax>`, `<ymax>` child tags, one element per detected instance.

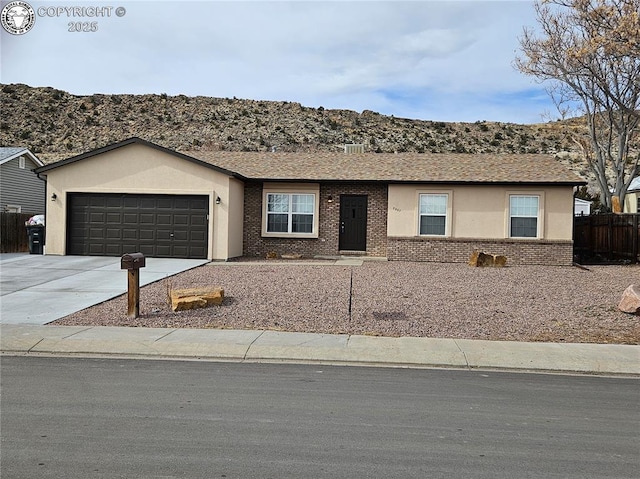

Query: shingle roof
<box><xmin>186</xmin><ymin>150</ymin><xmax>586</xmax><ymax>184</ymax></box>
<box><xmin>0</xmin><ymin>147</ymin><xmax>43</xmax><ymax>167</ymax></box>
<box><xmin>33</xmin><ymin>137</ymin><xmax>585</xmax><ymax>185</ymax></box>
<box><xmin>0</xmin><ymin>147</ymin><xmax>28</xmax><ymax>161</ymax></box>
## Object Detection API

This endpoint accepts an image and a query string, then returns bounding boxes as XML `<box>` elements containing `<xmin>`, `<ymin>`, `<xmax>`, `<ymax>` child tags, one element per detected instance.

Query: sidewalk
<box><xmin>2</xmin><ymin>324</ymin><xmax>638</xmax><ymax>376</ymax></box>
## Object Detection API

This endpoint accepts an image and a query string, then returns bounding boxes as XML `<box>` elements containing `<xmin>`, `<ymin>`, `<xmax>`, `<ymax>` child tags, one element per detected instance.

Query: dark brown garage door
<box><xmin>67</xmin><ymin>193</ymin><xmax>209</xmax><ymax>258</ymax></box>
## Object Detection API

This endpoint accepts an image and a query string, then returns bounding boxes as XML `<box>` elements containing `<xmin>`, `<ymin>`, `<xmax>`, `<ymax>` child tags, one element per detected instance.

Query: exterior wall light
<box><xmin>327</xmin><ymin>195</ymin><xmax>333</xmax><ymax>203</ymax></box>
<box><xmin>51</xmin><ymin>193</ymin><xmax>57</xmax><ymax>201</ymax></box>
<box><xmin>215</xmin><ymin>196</ymin><xmax>221</xmax><ymax>205</ymax></box>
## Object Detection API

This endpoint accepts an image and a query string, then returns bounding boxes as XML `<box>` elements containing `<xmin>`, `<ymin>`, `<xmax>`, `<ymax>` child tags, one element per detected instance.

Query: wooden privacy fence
<box><xmin>1</xmin><ymin>212</ymin><xmax>32</xmax><ymax>253</ymax></box>
<box><xmin>574</xmin><ymin>213</ymin><xmax>640</xmax><ymax>264</ymax></box>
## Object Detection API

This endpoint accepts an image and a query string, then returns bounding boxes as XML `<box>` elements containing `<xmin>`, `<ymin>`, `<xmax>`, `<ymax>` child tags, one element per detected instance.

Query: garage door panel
<box><xmin>175</xmin><ymin>198</ymin><xmax>190</xmax><ymax>210</ymax></box>
<box><xmin>139</xmin><ymin>198</ymin><xmax>155</xmax><ymax>209</ymax></box>
<box><xmin>123</xmin><ymin>213</ymin><xmax>138</xmax><ymax>224</ymax></box>
<box><xmin>157</xmin><ymin>214</ymin><xmax>172</xmax><ymax>225</ymax></box>
<box><xmin>90</xmin><ymin>197</ymin><xmax>107</xmax><ymax>207</ymax></box>
<box><xmin>122</xmin><ymin>229</ymin><xmax>138</xmax><ymax>240</ymax></box>
<box><xmin>124</xmin><ymin>197</ymin><xmax>138</xmax><ymax>208</ymax></box>
<box><xmin>106</xmin><ymin>228</ymin><xmax>122</xmax><ymax>239</ymax></box>
<box><xmin>70</xmin><ymin>209</ymin><xmax>86</xmax><ymax>221</ymax></box>
<box><xmin>106</xmin><ymin>213</ymin><xmax>121</xmax><ymax>224</ymax></box>
<box><xmin>89</xmin><ymin>228</ymin><xmax>105</xmax><ymax>239</ymax></box>
<box><xmin>106</xmin><ymin>197</ymin><xmax>121</xmax><ymax>208</ymax></box>
<box><xmin>157</xmin><ymin>198</ymin><xmax>174</xmax><ymax>208</ymax></box>
<box><xmin>173</xmin><ymin>230</ymin><xmax>188</xmax><ymax>241</ymax></box>
<box><xmin>138</xmin><ymin>245</ymin><xmax>155</xmax><ymax>256</ymax></box>
<box><xmin>193</xmin><ymin>213</ymin><xmax>207</xmax><ymax>225</ymax></box>
<box><xmin>67</xmin><ymin>193</ymin><xmax>208</xmax><ymax>259</ymax></box>
<box><xmin>121</xmin><ymin>244</ymin><xmax>139</xmax><ymax>254</ymax></box>
<box><xmin>140</xmin><ymin>214</ymin><xmax>155</xmax><ymax>224</ymax></box>
<box><xmin>73</xmin><ymin>196</ymin><xmax>90</xmax><ymax>207</ymax></box>
<box><xmin>89</xmin><ymin>212</ymin><xmax>105</xmax><ymax>223</ymax></box>
<box><xmin>173</xmin><ymin>246</ymin><xmax>189</xmax><ymax>257</ymax></box>
<box><xmin>174</xmin><ymin>214</ymin><xmax>189</xmax><ymax>225</ymax></box>
<box><xmin>105</xmin><ymin>244</ymin><xmax>121</xmax><ymax>256</ymax></box>
<box><xmin>89</xmin><ymin>243</ymin><xmax>105</xmax><ymax>255</ymax></box>
<box><xmin>190</xmin><ymin>197</ymin><xmax>208</xmax><ymax>208</ymax></box>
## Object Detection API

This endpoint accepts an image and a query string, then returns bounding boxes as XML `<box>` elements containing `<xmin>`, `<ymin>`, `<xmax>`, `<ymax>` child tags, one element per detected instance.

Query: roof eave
<box><xmin>34</xmin><ymin>137</ymin><xmax>244</xmax><ymax>180</ymax></box>
<box><xmin>244</xmin><ymin>177</ymin><xmax>587</xmax><ymax>186</ymax></box>
<box><xmin>0</xmin><ymin>148</ymin><xmax>44</xmax><ymax>167</ymax></box>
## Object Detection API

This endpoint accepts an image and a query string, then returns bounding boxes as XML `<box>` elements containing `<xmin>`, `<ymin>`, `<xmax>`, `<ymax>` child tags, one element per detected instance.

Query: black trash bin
<box><xmin>26</xmin><ymin>225</ymin><xmax>45</xmax><ymax>254</ymax></box>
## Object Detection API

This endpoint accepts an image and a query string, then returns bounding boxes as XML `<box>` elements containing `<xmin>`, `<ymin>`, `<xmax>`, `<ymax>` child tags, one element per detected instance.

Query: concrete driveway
<box><xmin>0</xmin><ymin>254</ymin><xmax>209</xmax><ymax>325</ymax></box>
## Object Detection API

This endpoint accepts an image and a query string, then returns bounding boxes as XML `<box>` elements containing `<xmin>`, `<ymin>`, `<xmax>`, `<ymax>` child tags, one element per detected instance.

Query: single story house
<box><xmin>0</xmin><ymin>147</ymin><xmax>45</xmax><ymax>214</ymax></box>
<box><xmin>34</xmin><ymin>137</ymin><xmax>586</xmax><ymax>265</ymax></box>
<box><xmin>623</xmin><ymin>176</ymin><xmax>640</xmax><ymax>213</ymax></box>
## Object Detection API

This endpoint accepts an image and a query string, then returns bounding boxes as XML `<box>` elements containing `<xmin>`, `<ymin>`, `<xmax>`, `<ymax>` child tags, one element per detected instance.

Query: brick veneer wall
<box><xmin>387</xmin><ymin>236</ymin><xmax>574</xmax><ymax>266</ymax></box>
<box><xmin>242</xmin><ymin>182</ymin><xmax>388</xmax><ymax>258</ymax></box>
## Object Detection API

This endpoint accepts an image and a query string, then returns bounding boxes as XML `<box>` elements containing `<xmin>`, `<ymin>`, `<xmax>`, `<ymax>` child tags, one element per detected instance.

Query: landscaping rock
<box><xmin>281</xmin><ymin>253</ymin><xmax>303</xmax><ymax>260</ymax></box>
<box><xmin>468</xmin><ymin>250</ymin><xmax>507</xmax><ymax>267</ymax></box>
<box><xmin>171</xmin><ymin>296</ymin><xmax>207</xmax><ymax>312</ymax></box>
<box><xmin>618</xmin><ymin>284</ymin><xmax>640</xmax><ymax>315</ymax></box>
<box><xmin>493</xmin><ymin>255</ymin><xmax>507</xmax><ymax>267</ymax></box>
<box><xmin>170</xmin><ymin>287</ymin><xmax>224</xmax><ymax>312</ymax></box>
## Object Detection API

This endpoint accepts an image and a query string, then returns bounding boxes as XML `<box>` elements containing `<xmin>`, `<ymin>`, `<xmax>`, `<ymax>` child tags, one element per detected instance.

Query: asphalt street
<box><xmin>1</xmin><ymin>357</ymin><xmax>638</xmax><ymax>479</ymax></box>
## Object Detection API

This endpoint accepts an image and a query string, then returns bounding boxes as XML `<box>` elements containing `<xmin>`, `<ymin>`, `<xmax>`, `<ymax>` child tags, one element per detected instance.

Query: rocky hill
<box><xmin>1</xmin><ymin>83</ymin><xmax>590</xmax><ymax>178</ymax></box>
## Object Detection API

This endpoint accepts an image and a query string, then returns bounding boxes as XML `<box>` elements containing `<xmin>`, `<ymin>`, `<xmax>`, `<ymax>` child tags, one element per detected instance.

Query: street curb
<box><xmin>1</xmin><ymin>324</ymin><xmax>639</xmax><ymax>376</ymax></box>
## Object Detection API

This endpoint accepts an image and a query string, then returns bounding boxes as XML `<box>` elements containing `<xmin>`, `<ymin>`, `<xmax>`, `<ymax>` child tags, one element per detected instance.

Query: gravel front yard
<box><xmin>53</xmin><ymin>261</ymin><xmax>640</xmax><ymax>345</ymax></box>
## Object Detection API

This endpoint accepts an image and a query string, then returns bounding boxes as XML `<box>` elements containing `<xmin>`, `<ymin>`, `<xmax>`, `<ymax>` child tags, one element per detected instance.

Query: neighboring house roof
<box><xmin>0</xmin><ymin>147</ymin><xmax>44</xmax><ymax>167</ymax></box>
<box><xmin>34</xmin><ymin>137</ymin><xmax>586</xmax><ymax>185</ymax></box>
<box><xmin>189</xmin><ymin>150</ymin><xmax>586</xmax><ymax>185</ymax></box>
<box><xmin>629</xmin><ymin>176</ymin><xmax>640</xmax><ymax>192</ymax></box>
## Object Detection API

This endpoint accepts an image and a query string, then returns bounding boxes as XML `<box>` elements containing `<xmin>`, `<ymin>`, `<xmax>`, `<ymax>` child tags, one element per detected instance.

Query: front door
<box><xmin>339</xmin><ymin>195</ymin><xmax>367</xmax><ymax>251</ymax></box>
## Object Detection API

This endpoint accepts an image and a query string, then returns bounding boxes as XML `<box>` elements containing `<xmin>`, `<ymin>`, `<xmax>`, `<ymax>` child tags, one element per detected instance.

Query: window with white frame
<box><xmin>266</xmin><ymin>193</ymin><xmax>315</xmax><ymax>234</ymax></box>
<box><xmin>19</xmin><ymin>156</ymin><xmax>25</xmax><ymax>169</ymax></box>
<box><xmin>509</xmin><ymin>195</ymin><xmax>539</xmax><ymax>238</ymax></box>
<box><xmin>419</xmin><ymin>193</ymin><xmax>448</xmax><ymax>236</ymax></box>
<box><xmin>5</xmin><ymin>204</ymin><xmax>21</xmax><ymax>213</ymax></box>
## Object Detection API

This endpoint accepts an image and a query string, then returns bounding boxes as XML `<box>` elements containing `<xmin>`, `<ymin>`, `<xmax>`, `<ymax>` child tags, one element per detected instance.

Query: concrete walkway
<box><xmin>1</xmin><ymin>324</ymin><xmax>638</xmax><ymax>376</ymax></box>
<box><xmin>0</xmin><ymin>254</ymin><xmax>209</xmax><ymax>324</ymax></box>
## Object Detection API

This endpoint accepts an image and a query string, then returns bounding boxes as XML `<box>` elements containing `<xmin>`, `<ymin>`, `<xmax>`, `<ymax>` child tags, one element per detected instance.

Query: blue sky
<box><xmin>0</xmin><ymin>0</ymin><xmax>556</xmax><ymax>124</ymax></box>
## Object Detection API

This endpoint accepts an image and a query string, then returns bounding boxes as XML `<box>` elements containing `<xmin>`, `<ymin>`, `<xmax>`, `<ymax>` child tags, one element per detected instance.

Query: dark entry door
<box><xmin>339</xmin><ymin>195</ymin><xmax>367</xmax><ymax>251</ymax></box>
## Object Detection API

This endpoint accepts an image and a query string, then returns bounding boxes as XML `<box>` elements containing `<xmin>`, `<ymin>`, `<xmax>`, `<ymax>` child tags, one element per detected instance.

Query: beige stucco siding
<box><xmin>226</xmin><ymin>177</ymin><xmax>245</xmax><ymax>258</ymax></box>
<box><xmin>544</xmin><ymin>187</ymin><xmax>575</xmax><ymax>240</ymax></box>
<box><xmin>387</xmin><ymin>184</ymin><xmax>574</xmax><ymax>241</ymax></box>
<box><xmin>44</xmin><ymin>143</ymin><xmax>238</xmax><ymax>260</ymax></box>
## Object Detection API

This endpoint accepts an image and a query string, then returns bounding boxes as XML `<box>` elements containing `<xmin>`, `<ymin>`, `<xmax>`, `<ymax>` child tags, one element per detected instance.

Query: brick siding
<box><xmin>243</xmin><ymin>181</ymin><xmax>573</xmax><ymax>265</ymax></box>
<box><xmin>387</xmin><ymin>236</ymin><xmax>574</xmax><ymax>266</ymax></box>
<box><xmin>243</xmin><ymin>182</ymin><xmax>388</xmax><ymax>258</ymax></box>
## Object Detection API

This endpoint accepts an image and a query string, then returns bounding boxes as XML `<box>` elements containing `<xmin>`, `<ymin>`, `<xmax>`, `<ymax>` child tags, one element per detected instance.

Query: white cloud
<box><xmin>0</xmin><ymin>0</ymin><xmax>555</xmax><ymax>123</ymax></box>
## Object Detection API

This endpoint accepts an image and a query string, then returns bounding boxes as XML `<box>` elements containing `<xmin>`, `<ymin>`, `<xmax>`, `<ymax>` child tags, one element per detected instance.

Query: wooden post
<box><xmin>633</xmin><ymin>215</ymin><xmax>639</xmax><ymax>263</ymax></box>
<box><xmin>607</xmin><ymin>214</ymin><xmax>614</xmax><ymax>261</ymax></box>
<box><xmin>127</xmin><ymin>269</ymin><xmax>140</xmax><ymax>318</ymax></box>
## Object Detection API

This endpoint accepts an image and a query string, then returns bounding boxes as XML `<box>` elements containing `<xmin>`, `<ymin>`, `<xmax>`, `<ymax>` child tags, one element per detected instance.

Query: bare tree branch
<box><xmin>515</xmin><ymin>0</ymin><xmax>640</xmax><ymax>211</ymax></box>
